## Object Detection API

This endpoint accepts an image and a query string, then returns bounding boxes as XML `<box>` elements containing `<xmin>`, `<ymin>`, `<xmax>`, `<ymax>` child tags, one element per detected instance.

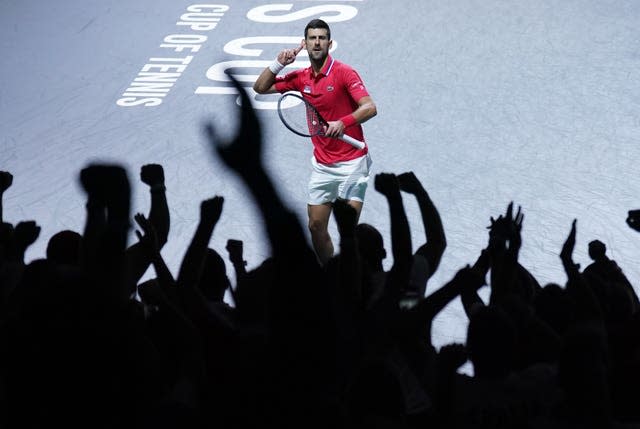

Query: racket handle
<box><xmin>340</xmin><ymin>134</ymin><xmax>365</xmax><ymax>150</ymax></box>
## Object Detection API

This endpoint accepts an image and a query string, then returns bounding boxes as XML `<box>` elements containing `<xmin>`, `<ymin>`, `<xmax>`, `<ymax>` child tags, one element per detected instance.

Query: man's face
<box><xmin>305</xmin><ymin>28</ymin><xmax>332</xmax><ymax>62</ymax></box>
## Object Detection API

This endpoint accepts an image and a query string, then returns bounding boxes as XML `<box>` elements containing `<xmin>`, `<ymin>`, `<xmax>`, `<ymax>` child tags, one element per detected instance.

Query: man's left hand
<box><xmin>324</xmin><ymin>120</ymin><xmax>346</xmax><ymax>138</ymax></box>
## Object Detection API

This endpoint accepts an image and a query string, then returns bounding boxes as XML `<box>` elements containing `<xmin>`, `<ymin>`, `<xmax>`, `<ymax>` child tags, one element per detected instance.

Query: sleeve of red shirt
<box><xmin>274</xmin><ymin>69</ymin><xmax>301</xmax><ymax>93</ymax></box>
<box><xmin>342</xmin><ymin>67</ymin><xmax>370</xmax><ymax>102</ymax></box>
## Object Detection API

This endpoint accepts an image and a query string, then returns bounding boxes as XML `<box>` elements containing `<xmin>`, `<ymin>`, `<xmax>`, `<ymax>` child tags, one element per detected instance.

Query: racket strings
<box><xmin>278</xmin><ymin>94</ymin><xmax>325</xmax><ymax>137</ymax></box>
<box><xmin>305</xmin><ymin>103</ymin><xmax>325</xmax><ymax>136</ymax></box>
<box><xmin>279</xmin><ymin>100</ymin><xmax>310</xmax><ymax>136</ymax></box>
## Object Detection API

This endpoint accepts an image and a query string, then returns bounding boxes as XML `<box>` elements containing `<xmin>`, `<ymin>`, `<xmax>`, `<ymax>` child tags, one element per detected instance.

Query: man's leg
<box><xmin>308</xmin><ymin>202</ymin><xmax>333</xmax><ymax>265</ymax></box>
<box><xmin>346</xmin><ymin>199</ymin><xmax>363</xmax><ymax>221</ymax></box>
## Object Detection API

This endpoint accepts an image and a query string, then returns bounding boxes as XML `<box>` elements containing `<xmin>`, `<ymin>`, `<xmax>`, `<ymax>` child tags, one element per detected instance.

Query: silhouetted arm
<box><xmin>126</xmin><ymin>164</ymin><xmax>170</xmax><ymax>286</ymax></box>
<box><xmin>177</xmin><ymin>197</ymin><xmax>223</xmax><ymax>290</ymax></box>
<box><xmin>333</xmin><ymin>199</ymin><xmax>362</xmax><ymax>307</ymax></box>
<box><xmin>11</xmin><ymin>221</ymin><xmax>40</xmax><ymax>265</ymax></box>
<box><xmin>141</xmin><ymin>164</ymin><xmax>170</xmax><ymax>246</ymax></box>
<box><xmin>134</xmin><ymin>211</ymin><xmax>206</xmax><ymax>407</ymax></box>
<box><xmin>175</xmin><ymin>197</ymin><xmax>236</xmax><ymax>333</ymax></box>
<box><xmin>460</xmin><ymin>249</ymin><xmax>490</xmax><ymax>317</ymax></box>
<box><xmin>0</xmin><ymin>172</ymin><xmax>18</xmax><ymax>310</ymax></box>
<box><xmin>134</xmin><ymin>213</ymin><xmax>176</xmax><ymax>292</ymax></box>
<box><xmin>408</xmin><ymin>265</ymin><xmax>484</xmax><ymax>346</ymax></box>
<box><xmin>375</xmin><ymin>173</ymin><xmax>412</xmax><ymax>303</ymax></box>
<box><xmin>79</xmin><ymin>167</ymin><xmax>106</xmax><ymax>272</ymax></box>
<box><xmin>0</xmin><ymin>221</ymin><xmax>40</xmax><ymax>312</ymax></box>
<box><xmin>0</xmin><ymin>171</ymin><xmax>12</xmax><ymax>224</ymax></box>
<box><xmin>79</xmin><ymin>164</ymin><xmax>131</xmax><ymax>306</ymax></box>
<box><xmin>203</xmin><ymin>74</ymin><xmax>319</xmax><ymax>295</ymax></box>
<box><xmin>560</xmin><ymin>219</ymin><xmax>602</xmax><ymax>323</ymax></box>
<box><xmin>224</xmin><ymin>238</ymin><xmax>245</xmax><ymax>306</ymax></box>
<box><xmin>204</xmin><ymin>131</ymin><xmax>309</xmax><ymax>268</ymax></box>
<box><xmin>203</xmin><ymin>75</ymin><xmax>330</xmax><ymax>387</ymax></box>
<box><xmin>398</xmin><ymin>172</ymin><xmax>446</xmax><ymax>282</ymax></box>
<box><xmin>488</xmin><ymin>202</ymin><xmax>524</xmax><ymax>306</ymax></box>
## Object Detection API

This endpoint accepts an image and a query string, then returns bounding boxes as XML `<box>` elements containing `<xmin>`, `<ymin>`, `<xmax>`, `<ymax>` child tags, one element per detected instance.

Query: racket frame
<box><xmin>277</xmin><ymin>92</ymin><xmax>365</xmax><ymax>150</ymax></box>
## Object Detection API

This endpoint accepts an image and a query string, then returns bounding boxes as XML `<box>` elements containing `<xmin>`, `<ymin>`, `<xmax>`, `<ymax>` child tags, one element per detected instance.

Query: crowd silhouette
<box><xmin>1</xmin><ymin>76</ymin><xmax>639</xmax><ymax>429</ymax></box>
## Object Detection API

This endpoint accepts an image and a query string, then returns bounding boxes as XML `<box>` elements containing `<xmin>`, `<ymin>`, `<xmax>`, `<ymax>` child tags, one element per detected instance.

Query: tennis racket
<box><xmin>277</xmin><ymin>92</ymin><xmax>365</xmax><ymax>150</ymax></box>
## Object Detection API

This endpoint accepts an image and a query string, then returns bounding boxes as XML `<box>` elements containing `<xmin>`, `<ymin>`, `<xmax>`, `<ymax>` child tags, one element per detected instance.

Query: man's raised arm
<box><xmin>253</xmin><ymin>42</ymin><xmax>304</xmax><ymax>94</ymax></box>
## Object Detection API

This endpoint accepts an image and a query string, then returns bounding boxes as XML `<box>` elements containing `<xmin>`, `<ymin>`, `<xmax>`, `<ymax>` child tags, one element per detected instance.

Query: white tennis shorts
<box><xmin>308</xmin><ymin>153</ymin><xmax>372</xmax><ymax>205</ymax></box>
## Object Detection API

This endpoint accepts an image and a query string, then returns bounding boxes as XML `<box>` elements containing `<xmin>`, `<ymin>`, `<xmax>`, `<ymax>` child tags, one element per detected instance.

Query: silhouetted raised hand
<box><xmin>0</xmin><ymin>171</ymin><xmax>12</xmax><ymax>193</ymax></box>
<box><xmin>626</xmin><ymin>209</ymin><xmax>640</xmax><ymax>233</ymax></box>
<box><xmin>396</xmin><ymin>171</ymin><xmax>422</xmax><ymax>195</ymax></box>
<box><xmin>0</xmin><ymin>171</ymin><xmax>13</xmax><ymax>223</ymax></box>
<box><xmin>437</xmin><ymin>342</ymin><xmax>468</xmax><ymax>372</ymax></box>
<box><xmin>13</xmin><ymin>220</ymin><xmax>41</xmax><ymax>264</ymax></box>
<box><xmin>202</xmin><ymin>73</ymin><xmax>293</xmax><ymax>252</ymax></box>
<box><xmin>560</xmin><ymin>219</ymin><xmax>579</xmax><ymax>277</ymax></box>
<box><xmin>140</xmin><ymin>163</ymin><xmax>164</xmax><ymax>187</ymax></box>
<box><xmin>225</xmin><ymin>238</ymin><xmax>246</xmax><ymax>279</ymax></box>
<box><xmin>487</xmin><ymin>202</ymin><xmax>525</xmax><ymax>305</ymax></box>
<box><xmin>374</xmin><ymin>172</ymin><xmax>400</xmax><ymax>199</ymax></box>
<box><xmin>204</xmin><ymin>76</ymin><xmax>262</xmax><ymax>179</ymax></box>
<box><xmin>488</xmin><ymin>202</ymin><xmax>524</xmax><ymax>254</ymax></box>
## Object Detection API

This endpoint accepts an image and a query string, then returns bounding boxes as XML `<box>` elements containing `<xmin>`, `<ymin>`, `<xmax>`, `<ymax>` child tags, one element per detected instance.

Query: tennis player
<box><xmin>253</xmin><ymin>18</ymin><xmax>377</xmax><ymax>265</ymax></box>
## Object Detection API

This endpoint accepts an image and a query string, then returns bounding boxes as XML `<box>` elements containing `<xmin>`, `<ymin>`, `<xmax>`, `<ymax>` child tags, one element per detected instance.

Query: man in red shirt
<box><xmin>254</xmin><ymin>18</ymin><xmax>377</xmax><ymax>265</ymax></box>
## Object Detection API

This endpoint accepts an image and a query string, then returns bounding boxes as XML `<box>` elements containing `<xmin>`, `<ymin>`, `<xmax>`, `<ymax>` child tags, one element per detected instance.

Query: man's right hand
<box><xmin>277</xmin><ymin>41</ymin><xmax>304</xmax><ymax>66</ymax></box>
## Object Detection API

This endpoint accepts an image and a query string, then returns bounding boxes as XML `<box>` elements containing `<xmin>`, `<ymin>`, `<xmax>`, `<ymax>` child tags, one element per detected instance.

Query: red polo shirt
<box><xmin>275</xmin><ymin>55</ymin><xmax>370</xmax><ymax>165</ymax></box>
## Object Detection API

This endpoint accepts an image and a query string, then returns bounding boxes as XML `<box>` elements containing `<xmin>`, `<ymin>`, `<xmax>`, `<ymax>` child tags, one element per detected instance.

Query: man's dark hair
<box><xmin>304</xmin><ymin>18</ymin><xmax>331</xmax><ymax>40</ymax></box>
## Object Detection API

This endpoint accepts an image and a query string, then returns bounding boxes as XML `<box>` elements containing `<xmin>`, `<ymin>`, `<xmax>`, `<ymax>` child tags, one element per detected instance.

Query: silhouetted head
<box><xmin>588</xmin><ymin>240</ymin><xmax>607</xmax><ymax>262</ymax></box>
<box><xmin>17</xmin><ymin>258</ymin><xmax>84</xmax><ymax>321</ymax></box>
<box><xmin>235</xmin><ymin>257</ymin><xmax>274</xmax><ymax>324</ymax></box>
<box><xmin>534</xmin><ymin>283</ymin><xmax>574</xmax><ymax>336</ymax></box>
<box><xmin>356</xmin><ymin>223</ymin><xmax>386</xmax><ymax>272</ymax></box>
<box><xmin>467</xmin><ymin>305</ymin><xmax>517</xmax><ymax>379</ymax></box>
<box><xmin>46</xmin><ymin>230</ymin><xmax>81</xmax><ymax>266</ymax></box>
<box><xmin>197</xmin><ymin>248</ymin><xmax>230</xmax><ymax>302</ymax></box>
